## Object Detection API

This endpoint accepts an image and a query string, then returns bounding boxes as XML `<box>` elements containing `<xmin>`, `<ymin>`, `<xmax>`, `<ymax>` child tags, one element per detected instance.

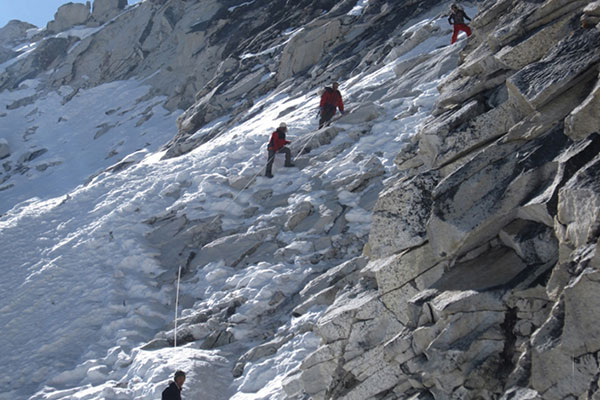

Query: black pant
<box><xmin>266</xmin><ymin>147</ymin><xmax>292</xmax><ymax>175</ymax></box>
<box><xmin>319</xmin><ymin>105</ymin><xmax>336</xmax><ymax>129</ymax></box>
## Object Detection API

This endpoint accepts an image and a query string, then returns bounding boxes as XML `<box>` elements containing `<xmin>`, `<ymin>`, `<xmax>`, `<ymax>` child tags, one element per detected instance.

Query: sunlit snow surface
<box><xmin>0</xmin><ymin>3</ymin><xmax>477</xmax><ymax>399</ymax></box>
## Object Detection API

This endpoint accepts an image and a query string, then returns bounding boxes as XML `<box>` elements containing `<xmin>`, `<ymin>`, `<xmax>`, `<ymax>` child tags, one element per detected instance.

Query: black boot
<box><xmin>282</xmin><ymin>147</ymin><xmax>294</xmax><ymax>167</ymax></box>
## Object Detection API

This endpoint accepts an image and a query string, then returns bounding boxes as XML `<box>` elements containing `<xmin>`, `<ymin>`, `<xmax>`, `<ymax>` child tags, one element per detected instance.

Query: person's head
<box><xmin>279</xmin><ymin>122</ymin><xmax>288</xmax><ymax>131</ymax></box>
<box><xmin>174</xmin><ymin>370</ymin><xmax>186</xmax><ymax>388</ymax></box>
<box><xmin>332</xmin><ymin>81</ymin><xmax>339</xmax><ymax>90</ymax></box>
<box><xmin>451</xmin><ymin>4</ymin><xmax>459</xmax><ymax>11</ymax></box>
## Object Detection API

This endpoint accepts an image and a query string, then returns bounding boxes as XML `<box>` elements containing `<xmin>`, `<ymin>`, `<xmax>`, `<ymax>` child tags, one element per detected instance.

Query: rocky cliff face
<box><xmin>2</xmin><ymin>0</ymin><xmax>600</xmax><ymax>399</ymax></box>
<box><xmin>289</xmin><ymin>1</ymin><xmax>600</xmax><ymax>399</ymax></box>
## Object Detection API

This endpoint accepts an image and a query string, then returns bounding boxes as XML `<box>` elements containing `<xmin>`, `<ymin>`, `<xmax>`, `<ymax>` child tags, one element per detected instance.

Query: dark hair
<box><xmin>174</xmin><ymin>370</ymin><xmax>186</xmax><ymax>380</ymax></box>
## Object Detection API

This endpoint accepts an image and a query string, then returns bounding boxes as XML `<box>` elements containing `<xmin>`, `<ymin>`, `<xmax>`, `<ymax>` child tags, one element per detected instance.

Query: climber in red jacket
<box><xmin>448</xmin><ymin>4</ymin><xmax>472</xmax><ymax>44</ymax></box>
<box><xmin>319</xmin><ymin>81</ymin><xmax>345</xmax><ymax>129</ymax></box>
<box><xmin>265</xmin><ymin>122</ymin><xmax>295</xmax><ymax>178</ymax></box>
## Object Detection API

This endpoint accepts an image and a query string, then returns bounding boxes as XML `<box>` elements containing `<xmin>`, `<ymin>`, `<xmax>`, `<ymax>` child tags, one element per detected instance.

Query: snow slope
<box><xmin>0</xmin><ymin>2</ymin><xmax>477</xmax><ymax>399</ymax></box>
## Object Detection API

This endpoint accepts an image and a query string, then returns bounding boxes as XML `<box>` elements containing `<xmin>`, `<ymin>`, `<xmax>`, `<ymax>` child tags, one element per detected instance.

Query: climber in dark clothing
<box><xmin>265</xmin><ymin>122</ymin><xmax>295</xmax><ymax>178</ymax></box>
<box><xmin>319</xmin><ymin>81</ymin><xmax>345</xmax><ymax>129</ymax></box>
<box><xmin>448</xmin><ymin>4</ymin><xmax>472</xmax><ymax>44</ymax></box>
<box><xmin>162</xmin><ymin>370</ymin><xmax>185</xmax><ymax>400</ymax></box>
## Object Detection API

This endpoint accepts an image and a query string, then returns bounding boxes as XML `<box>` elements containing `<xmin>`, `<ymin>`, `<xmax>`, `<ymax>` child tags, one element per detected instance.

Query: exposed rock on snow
<box><xmin>1</xmin><ymin>37</ymin><xmax>73</xmax><ymax>90</ymax></box>
<box><xmin>191</xmin><ymin>226</ymin><xmax>279</xmax><ymax>270</ymax></box>
<box><xmin>0</xmin><ymin>139</ymin><xmax>10</xmax><ymax>159</ymax></box>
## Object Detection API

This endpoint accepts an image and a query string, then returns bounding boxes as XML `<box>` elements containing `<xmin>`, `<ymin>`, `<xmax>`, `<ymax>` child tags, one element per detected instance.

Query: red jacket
<box><xmin>268</xmin><ymin>128</ymin><xmax>290</xmax><ymax>151</ymax></box>
<box><xmin>320</xmin><ymin>88</ymin><xmax>344</xmax><ymax>113</ymax></box>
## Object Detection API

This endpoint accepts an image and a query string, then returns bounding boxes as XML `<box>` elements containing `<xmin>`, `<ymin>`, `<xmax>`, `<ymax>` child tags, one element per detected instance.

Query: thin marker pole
<box><xmin>174</xmin><ymin>265</ymin><xmax>182</xmax><ymax>348</ymax></box>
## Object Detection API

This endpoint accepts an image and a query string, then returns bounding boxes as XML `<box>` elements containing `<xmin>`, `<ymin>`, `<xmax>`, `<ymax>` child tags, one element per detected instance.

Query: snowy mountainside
<box><xmin>0</xmin><ymin>78</ymin><xmax>178</xmax><ymax>213</ymax></box>
<box><xmin>0</xmin><ymin>1</ymin><xmax>471</xmax><ymax>399</ymax></box>
<box><xmin>3</xmin><ymin>0</ymin><xmax>600</xmax><ymax>399</ymax></box>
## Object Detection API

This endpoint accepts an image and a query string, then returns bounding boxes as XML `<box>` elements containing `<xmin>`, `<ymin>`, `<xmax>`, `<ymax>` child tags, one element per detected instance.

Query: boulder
<box><xmin>531</xmin><ymin>271</ymin><xmax>600</xmax><ymax>399</ymax></box>
<box><xmin>340</xmin><ymin>361</ymin><xmax>405</xmax><ymax>400</ymax></box>
<box><xmin>233</xmin><ymin>334</ymin><xmax>293</xmax><ymax>377</ymax></box>
<box><xmin>367</xmin><ymin>171</ymin><xmax>439</xmax><ymax>259</ymax></box>
<box><xmin>47</xmin><ymin>2</ymin><xmax>91</xmax><ymax>33</ymax></box>
<box><xmin>584</xmin><ymin>1</ymin><xmax>600</xmax><ymax>17</ymax></box>
<box><xmin>563</xmin><ymin>270</ymin><xmax>600</xmax><ymax>355</ymax></box>
<box><xmin>506</xmin><ymin>28</ymin><xmax>600</xmax><ymax>111</ymax></box>
<box><xmin>564</xmin><ymin>75</ymin><xmax>600</xmax><ymax>141</ymax></box>
<box><xmin>435</xmin><ymin>70</ymin><xmax>508</xmax><ymax>112</ymax></box>
<box><xmin>278</xmin><ymin>20</ymin><xmax>341</xmax><ymax>81</ymax></box>
<box><xmin>421</xmin><ymin>310</ymin><xmax>507</xmax><ymax>396</ymax></box>
<box><xmin>144</xmin><ymin>212</ymin><xmax>223</xmax><ymax>269</ymax></box>
<box><xmin>432</xmin><ymin>245</ymin><xmax>528</xmax><ymax>292</ymax></box>
<box><xmin>343</xmin><ymin>301</ymin><xmax>404</xmax><ymax>362</ymax></box>
<box><xmin>190</xmin><ymin>226</ymin><xmax>279</xmax><ymax>269</ymax></box>
<box><xmin>331</xmin><ymin>156</ymin><xmax>384</xmax><ymax>192</ymax></box>
<box><xmin>507</xmin><ymin>286</ymin><xmax>552</xmax><ymax>341</ymax></box>
<box><xmin>0</xmin><ymin>139</ymin><xmax>10</xmax><ymax>159</ymax></box>
<box><xmin>336</xmin><ymin>102</ymin><xmax>384</xmax><ymax>124</ymax></box>
<box><xmin>557</xmin><ymin>152</ymin><xmax>600</xmax><ymax>249</ymax></box>
<box><xmin>368</xmin><ymin>243</ymin><xmax>440</xmax><ymax>297</ymax></box>
<box><xmin>420</xmin><ymin>97</ymin><xmax>526</xmax><ymax>171</ymax></box>
<box><xmin>92</xmin><ymin>0</ymin><xmax>128</xmax><ymax>24</ymax></box>
<box><xmin>300</xmin><ymin>342</ymin><xmax>345</xmax><ymax>398</ymax></box>
<box><xmin>429</xmin><ymin>290</ymin><xmax>505</xmax><ymax>321</ymax></box>
<box><xmin>524</xmin><ymin>0</ymin><xmax>589</xmax><ymax>32</ymax></box>
<box><xmin>394</xmin><ymin>139</ymin><xmax>422</xmax><ymax>173</ymax></box>
<box><xmin>293</xmin><ymin>257</ymin><xmax>366</xmax><ymax>316</ymax></box>
<box><xmin>498</xmin><ymin>220</ymin><xmax>558</xmax><ymax>265</ymax></box>
<box><xmin>292</xmin><ymin>126</ymin><xmax>343</xmax><ymax>156</ymax></box>
<box><xmin>471</xmin><ymin>0</ymin><xmax>513</xmax><ymax>32</ymax></box>
<box><xmin>501</xmin><ymin>388</ymin><xmax>543</xmax><ymax>400</ymax></box>
<box><xmin>505</xmin><ymin>71</ymin><xmax>595</xmax><ymax>142</ymax></box>
<box><xmin>310</xmin><ymin>201</ymin><xmax>344</xmax><ymax>234</ymax></box>
<box><xmin>316</xmin><ymin>290</ymin><xmax>379</xmax><ymax>344</ymax></box>
<box><xmin>488</xmin><ymin>0</ymin><xmax>587</xmax><ymax>50</ymax></box>
<box><xmin>383</xmin><ymin>329</ymin><xmax>415</xmax><ymax>364</ymax></box>
<box><xmin>285</xmin><ymin>201</ymin><xmax>314</xmax><ymax>231</ymax></box>
<box><xmin>518</xmin><ymin>133</ymin><xmax>600</xmax><ymax>227</ymax></box>
<box><xmin>387</xmin><ymin>21</ymin><xmax>439</xmax><ymax>63</ymax></box>
<box><xmin>495</xmin><ymin>15</ymin><xmax>572</xmax><ymax>71</ymax></box>
<box><xmin>299</xmin><ymin>256</ymin><xmax>367</xmax><ymax>301</ymax></box>
<box><xmin>428</xmin><ymin>127</ymin><xmax>569</xmax><ymax>259</ymax></box>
